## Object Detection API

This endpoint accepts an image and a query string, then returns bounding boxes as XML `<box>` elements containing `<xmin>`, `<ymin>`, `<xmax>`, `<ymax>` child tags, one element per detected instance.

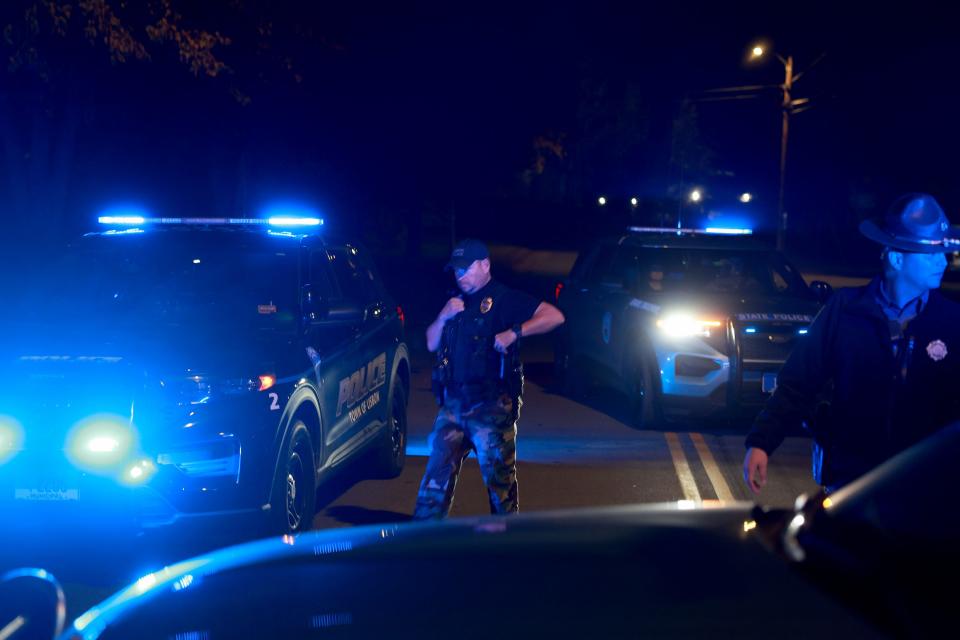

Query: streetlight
<box><xmin>740</xmin><ymin>192</ymin><xmax>753</xmax><ymax>203</ymax></box>
<box><xmin>598</xmin><ymin>196</ymin><xmax>607</xmax><ymax>206</ymax></box>
<box><xmin>689</xmin><ymin>188</ymin><xmax>702</xmax><ymax>203</ymax></box>
<box><xmin>750</xmin><ymin>43</ymin><xmax>814</xmax><ymax>251</ymax></box>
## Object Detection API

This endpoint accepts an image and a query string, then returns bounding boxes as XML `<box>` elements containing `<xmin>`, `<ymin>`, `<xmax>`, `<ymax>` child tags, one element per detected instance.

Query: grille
<box><xmin>736</xmin><ymin>322</ymin><xmax>807</xmax><ymax>369</ymax></box>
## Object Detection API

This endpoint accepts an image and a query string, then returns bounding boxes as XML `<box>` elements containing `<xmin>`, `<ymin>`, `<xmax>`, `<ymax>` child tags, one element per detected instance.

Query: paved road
<box><xmin>311</xmin><ymin>338</ymin><xmax>819</xmax><ymax>529</ymax></box>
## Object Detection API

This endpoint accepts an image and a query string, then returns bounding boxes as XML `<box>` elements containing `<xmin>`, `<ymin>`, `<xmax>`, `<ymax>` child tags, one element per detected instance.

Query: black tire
<box><xmin>629</xmin><ymin>359</ymin><xmax>661</xmax><ymax>430</ymax></box>
<box><xmin>270</xmin><ymin>421</ymin><xmax>317</xmax><ymax>534</ymax></box>
<box><xmin>373</xmin><ymin>382</ymin><xmax>407</xmax><ymax>479</ymax></box>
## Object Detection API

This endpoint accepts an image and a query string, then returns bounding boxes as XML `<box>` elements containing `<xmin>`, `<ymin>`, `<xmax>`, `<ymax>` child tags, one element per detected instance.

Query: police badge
<box><xmin>926</xmin><ymin>339</ymin><xmax>948</xmax><ymax>362</ymax></box>
<box><xmin>480</xmin><ymin>297</ymin><xmax>493</xmax><ymax>313</ymax></box>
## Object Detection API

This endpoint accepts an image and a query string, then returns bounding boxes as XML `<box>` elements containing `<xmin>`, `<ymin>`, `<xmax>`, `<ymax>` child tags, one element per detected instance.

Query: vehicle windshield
<box><xmin>15</xmin><ymin>230</ymin><xmax>300</xmax><ymax>335</ymax></box>
<box><xmin>609</xmin><ymin>246</ymin><xmax>811</xmax><ymax>297</ymax></box>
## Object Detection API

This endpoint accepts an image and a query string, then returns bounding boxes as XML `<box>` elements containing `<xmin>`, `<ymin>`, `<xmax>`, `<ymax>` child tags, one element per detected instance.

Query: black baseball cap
<box><xmin>445</xmin><ymin>238</ymin><xmax>489</xmax><ymax>270</ymax></box>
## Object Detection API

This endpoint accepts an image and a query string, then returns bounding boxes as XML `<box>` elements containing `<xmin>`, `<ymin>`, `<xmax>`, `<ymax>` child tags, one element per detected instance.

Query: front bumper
<box><xmin>651</xmin><ymin>319</ymin><xmax>805</xmax><ymax>417</ymax></box>
<box><xmin>0</xmin><ymin>445</ymin><xmax>260</xmax><ymax>531</ymax></box>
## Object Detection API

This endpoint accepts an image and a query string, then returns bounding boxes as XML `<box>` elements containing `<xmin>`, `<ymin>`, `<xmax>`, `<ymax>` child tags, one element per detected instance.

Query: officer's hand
<box><xmin>440</xmin><ymin>297</ymin><xmax>465</xmax><ymax>322</ymax></box>
<box><xmin>494</xmin><ymin>330</ymin><xmax>517</xmax><ymax>353</ymax></box>
<box><xmin>743</xmin><ymin>448</ymin><xmax>768</xmax><ymax>496</ymax></box>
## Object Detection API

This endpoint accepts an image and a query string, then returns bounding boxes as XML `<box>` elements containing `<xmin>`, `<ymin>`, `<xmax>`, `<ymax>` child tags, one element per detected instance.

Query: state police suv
<box><xmin>0</xmin><ymin>217</ymin><xmax>410</xmax><ymax>534</ymax></box>
<box><xmin>555</xmin><ymin>227</ymin><xmax>829</xmax><ymax>426</ymax></box>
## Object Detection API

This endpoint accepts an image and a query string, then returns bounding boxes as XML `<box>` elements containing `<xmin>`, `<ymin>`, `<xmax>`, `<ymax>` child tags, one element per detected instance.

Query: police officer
<box><xmin>744</xmin><ymin>193</ymin><xmax>960</xmax><ymax>494</ymax></box>
<box><xmin>413</xmin><ymin>239</ymin><xmax>565</xmax><ymax>519</ymax></box>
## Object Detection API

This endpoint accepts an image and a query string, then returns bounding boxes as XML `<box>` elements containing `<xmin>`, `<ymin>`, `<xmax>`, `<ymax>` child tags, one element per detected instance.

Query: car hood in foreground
<box><xmin>65</xmin><ymin>502</ymin><xmax>882</xmax><ymax>639</ymax></box>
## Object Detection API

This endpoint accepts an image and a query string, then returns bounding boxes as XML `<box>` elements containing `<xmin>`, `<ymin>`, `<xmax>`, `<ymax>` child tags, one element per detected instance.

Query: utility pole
<box><xmin>777</xmin><ymin>55</ymin><xmax>793</xmax><ymax>251</ymax></box>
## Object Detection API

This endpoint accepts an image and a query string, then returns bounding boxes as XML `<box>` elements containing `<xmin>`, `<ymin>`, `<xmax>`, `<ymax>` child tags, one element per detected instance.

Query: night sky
<box><xmin>1</xmin><ymin>1</ymin><xmax>957</xmax><ymax>260</ymax></box>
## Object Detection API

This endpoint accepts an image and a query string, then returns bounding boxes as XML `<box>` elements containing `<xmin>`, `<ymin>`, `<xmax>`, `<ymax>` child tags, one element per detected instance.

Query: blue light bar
<box><xmin>798</xmin><ymin>328</ymin><xmax>809</xmax><ymax>335</ymax></box>
<box><xmin>703</xmin><ymin>227</ymin><xmax>753</xmax><ymax>235</ymax></box>
<box><xmin>745</xmin><ymin>327</ymin><xmax>757</xmax><ymax>334</ymax></box>
<box><xmin>267</xmin><ymin>216</ymin><xmax>323</xmax><ymax>227</ymax></box>
<box><xmin>99</xmin><ymin>216</ymin><xmax>145</xmax><ymax>225</ymax></box>
<box><xmin>97</xmin><ymin>217</ymin><xmax>324</xmax><ymax>228</ymax></box>
<box><xmin>628</xmin><ymin>226</ymin><xmax>753</xmax><ymax>236</ymax></box>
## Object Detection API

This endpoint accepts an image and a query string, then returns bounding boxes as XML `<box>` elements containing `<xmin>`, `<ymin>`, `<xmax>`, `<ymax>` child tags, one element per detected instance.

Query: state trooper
<box><xmin>413</xmin><ymin>239</ymin><xmax>565</xmax><ymax>519</ymax></box>
<box><xmin>744</xmin><ymin>193</ymin><xmax>960</xmax><ymax>494</ymax></box>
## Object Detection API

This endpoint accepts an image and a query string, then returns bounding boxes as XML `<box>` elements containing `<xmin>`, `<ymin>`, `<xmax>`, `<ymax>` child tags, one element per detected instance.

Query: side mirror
<box><xmin>0</xmin><ymin>568</ymin><xmax>66</xmax><ymax>640</ymax></box>
<box><xmin>809</xmin><ymin>280</ymin><xmax>833</xmax><ymax>304</ymax></box>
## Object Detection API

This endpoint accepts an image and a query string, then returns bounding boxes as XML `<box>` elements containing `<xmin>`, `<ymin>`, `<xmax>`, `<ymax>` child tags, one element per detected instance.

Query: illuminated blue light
<box><xmin>98</xmin><ymin>204</ymin><xmax>150</xmax><ymax>225</ymax></box>
<box><xmin>267</xmin><ymin>216</ymin><xmax>323</xmax><ymax>227</ymax></box>
<box><xmin>261</xmin><ymin>201</ymin><xmax>324</xmax><ymax>227</ymax></box>
<box><xmin>99</xmin><ymin>216</ymin><xmax>146</xmax><ymax>225</ymax></box>
<box><xmin>96</xmin><ymin>216</ymin><xmax>324</xmax><ymax>229</ymax></box>
<box><xmin>704</xmin><ymin>227</ymin><xmax>753</xmax><ymax>235</ymax></box>
<box><xmin>744</xmin><ymin>327</ymin><xmax>757</xmax><ymax>334</ymax></box>
<box><xmin>627</xmin><ymin>226</ymin><xmax>753</xmax><ymax>237</ymax></box>
<box><xmin>798</xmin><ymin>328</ymin><xmax>809</xmax><ymax>335</ymax></box>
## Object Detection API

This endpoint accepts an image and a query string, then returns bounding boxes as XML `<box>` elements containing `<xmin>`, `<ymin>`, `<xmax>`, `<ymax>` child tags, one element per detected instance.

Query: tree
<box><xmin>0</xmin><ymin>1</ymin><xmax>339</xmax><ymax>246</ymax></box>
<box><xmin>519</xmin><ymin>71</ymin><xmax>651</xmax><ymax>208</ymax></box>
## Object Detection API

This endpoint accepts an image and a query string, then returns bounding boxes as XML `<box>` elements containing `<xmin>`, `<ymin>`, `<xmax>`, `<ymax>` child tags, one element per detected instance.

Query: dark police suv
<box><xmin>555</xmin><ymin>227</ymin><xmax>829</xmax><ymax>426</ymax></box>
<box><xmin>0</xmin><ymin>217</ymin><xmax>410</xmax><ymax>534</ymax></box>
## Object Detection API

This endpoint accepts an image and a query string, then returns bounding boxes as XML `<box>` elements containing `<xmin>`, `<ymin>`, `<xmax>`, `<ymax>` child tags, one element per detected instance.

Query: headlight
<box><xmin>65</xmin><ymin>414</ymin><xmax>136</xmax><ymax>470</ymax></box>
<box><xmin>120</xmin><ymin>458</ymin><xmax>158</xmax><ymax>485</ymax></box>
<box><xmin>656</xmin><ymin>313</ymin><xmax>723</xmax><ymax>338</ymax></box>
<box><xmin>0</xmin><ymin>416</ymin><xmax>25</xmax><ymax>465</ymax></box>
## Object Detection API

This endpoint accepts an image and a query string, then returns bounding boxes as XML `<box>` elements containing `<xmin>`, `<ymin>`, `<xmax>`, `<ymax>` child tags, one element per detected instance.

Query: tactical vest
<box><xmin>446</xmin><ymin>285</ymin><xmax>522</xmax><ymax>401</ymax></box>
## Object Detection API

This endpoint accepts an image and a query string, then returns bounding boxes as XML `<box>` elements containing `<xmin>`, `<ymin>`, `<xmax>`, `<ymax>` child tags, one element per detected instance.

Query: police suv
<box><xmin>0</xmin><ymin>216</ymin><xmax>410</xmax><ymax>534</ymax></box>
<box><xmin>554</xmin><ymin>227</ymin><xmax>829</xmax><ymax>426</ymax></box>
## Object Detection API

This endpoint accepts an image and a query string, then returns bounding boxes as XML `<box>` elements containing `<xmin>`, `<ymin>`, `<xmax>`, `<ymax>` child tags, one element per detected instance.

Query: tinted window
<box><xmin>622</xmin><ymin>247</ymin><xmax>811</xmax><ymax>297</ymax></box>
<box><xmin>16</xmin><ymin>231</ymin><xmax>301</xmax><ymax>334</ymax></box>
<box><xmin>327</xmin><ymin>245</ymin><xmax>379</xmax><ymax>307</ymax></box>
<box><xmin>582</xmin><ymin>244</ymin><xmax>619</xmax><ymax>286</ymax></box>
<box><xmin>308</xmin><ymin>250</ymin><xmax>338</xmax><ymax>300</ymax></box>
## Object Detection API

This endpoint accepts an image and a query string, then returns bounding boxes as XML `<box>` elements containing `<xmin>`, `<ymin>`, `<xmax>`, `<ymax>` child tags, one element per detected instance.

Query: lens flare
<box><xmin>65</xmin><ymin>414</ymin><xmax>136</xmax><ymax>470</ymax></box>
<box><xmin>0</xmin><ymin>416</ymin><xmax>25</xmax><ymax>465</ymax></box>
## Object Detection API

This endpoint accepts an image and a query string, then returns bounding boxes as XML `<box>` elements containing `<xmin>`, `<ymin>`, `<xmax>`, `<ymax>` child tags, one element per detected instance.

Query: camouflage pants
<box><xmin>412</xmin><ymin>392</ymin><xmax>520</xmax><ymax>520</ymax></box>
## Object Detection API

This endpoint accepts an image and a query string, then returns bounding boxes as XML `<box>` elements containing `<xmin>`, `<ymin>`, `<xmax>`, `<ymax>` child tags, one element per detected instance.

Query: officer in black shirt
<box><xmin>413</xmin><ymin>239</ymin><xmax>565</xmax><ymax>519</ymax></box>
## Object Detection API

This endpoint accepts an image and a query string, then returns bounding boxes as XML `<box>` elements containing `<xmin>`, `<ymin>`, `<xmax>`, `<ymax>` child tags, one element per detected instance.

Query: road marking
<box><xmin>690</xmin><ymin>432</ymin><xmax>735</xmax><ymax>502</ymax></box>
<box><xmin>664</xmin><ymin>432</ymin><xmax>701</xmax><ymax>502</ymax></box>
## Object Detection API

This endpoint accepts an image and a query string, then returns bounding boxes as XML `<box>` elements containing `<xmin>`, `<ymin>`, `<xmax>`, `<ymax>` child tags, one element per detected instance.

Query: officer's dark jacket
<box><xmin>445</xmin><ymin>279</ymin><xmax>539</xmax><ymax>399</ymax></box>
<box><xmin>746</xmin><ymin>278</ymin><xmax>960</xmax><ymax>487</ymax></box>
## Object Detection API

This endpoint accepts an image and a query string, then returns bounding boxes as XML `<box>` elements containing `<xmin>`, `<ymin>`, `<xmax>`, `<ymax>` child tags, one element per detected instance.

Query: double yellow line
<box><xmin>664</xmin><ymin>432</ymin><xmax>735</xmax><ymax>502</ymax></box>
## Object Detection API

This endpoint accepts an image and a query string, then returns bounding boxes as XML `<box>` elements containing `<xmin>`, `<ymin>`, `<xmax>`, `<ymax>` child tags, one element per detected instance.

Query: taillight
<box><xmin>397</xmin><ymin>305</ymin><xmax>405</xmax><ymax>328</ymax></box>
<box><xmin>554</xmin><ymin>282</ymin><xmax>564</xmax><ymax>302</ymax></box>
<box><xmin>258</xmin><ymin>374</ymin><xmax>277</xmax><ymax>391</ymax></box>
